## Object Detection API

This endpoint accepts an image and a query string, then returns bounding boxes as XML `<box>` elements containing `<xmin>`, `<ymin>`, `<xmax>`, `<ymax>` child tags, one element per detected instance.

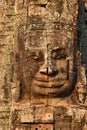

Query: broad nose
<box><xmin>39</xmin><ymin>64</ymin><xmax>57</xmax><ymax>76</ymax></box>
<box><xmin>39</xmin><ymin>50</ymin><xmax>57</xmax><ymax>76</ymax></box>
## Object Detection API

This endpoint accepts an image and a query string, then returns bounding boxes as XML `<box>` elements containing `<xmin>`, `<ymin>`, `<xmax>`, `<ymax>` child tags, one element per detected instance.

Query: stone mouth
<box><xmin>33</xmin><ymin>77</ymin><xmax>65</xmax><ymax>88</ymax></box>
<box><xmin>34</xmin><ymin>76</ymin><xmax>66</xmax><ymax>82</ymax></box>
<box><xmin>32</xmin><ymin>77</ymin><xmax>69</xmax><ymax>97</ymax></box>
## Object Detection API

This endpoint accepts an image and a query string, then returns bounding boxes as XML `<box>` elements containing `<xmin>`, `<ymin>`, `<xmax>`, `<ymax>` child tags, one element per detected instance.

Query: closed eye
<box><xmin>52</xmin><ymin>54</ymin><xmax>67</xmax><ymax>59</ymax></box>
<box><xmin>30</xmin><ymin>51</ymin><xmax>44</xmax><ymax>61</ymax></box>
<box><xmin>57</xmin><ymin>54</ymin><xmax>67</xmax><ymax>59</ymax></box>
<box><xmin>51</xmin><ymin>48</ymin><xmax>67</xmax><ymax>60</ymax></box>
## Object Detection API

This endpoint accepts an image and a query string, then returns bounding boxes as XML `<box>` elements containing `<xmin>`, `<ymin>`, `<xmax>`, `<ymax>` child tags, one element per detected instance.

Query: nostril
<box><xmin>39</xmin><ymin>65</ymin><xmax>58</xmax><ymax>76</ymax></box>
<box><xmin>47</xmin><ymin>65</ymin><xmax>57</xmax><ymax>75</ymax></box>
<box><xmin>51</xmin><ymin>70</ymin><xmax>58</xmax><ymax>76</ymax></box>
<box><xmin>39</xmin><ymin>67</ymin><xmax>47</xmax><ymax>74</ymax></box>
<box><xmin>47</xmin><ymin>69</ymin><xmax>58</xmax><ymax>77</ymax></box>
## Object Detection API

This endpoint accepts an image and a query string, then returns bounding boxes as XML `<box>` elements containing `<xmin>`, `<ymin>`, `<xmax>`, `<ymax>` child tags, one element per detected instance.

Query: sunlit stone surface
<box><xmin>0</xmin><ymin>0</ymin><xmax>87</xmax><ymax>130</ymax></box>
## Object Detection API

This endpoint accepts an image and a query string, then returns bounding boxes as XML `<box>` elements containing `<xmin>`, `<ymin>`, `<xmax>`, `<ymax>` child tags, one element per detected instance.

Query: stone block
<box><xmin>31</xmin><ymin>124</ymin><xmax>53</xmax><ymax>130</ymax></box>
<box><xmin>54</xmin><ymin>107</ymin><xmax>72</xmax><ymax>130</ymax></box>
<box><xmin>0</xmin><ymin>23</ymin><xmax>4</xmax><ymax>32</ymax></box>
<box><xmin>20</xmin><ymin>109</ymin><xmax>34</xmax><ymax>123</ymax></box>
<box><xmin>6</xmin><ymin>5</ymin><xmax>15</xmax><ymax>16</ymax></box>
<box><xmin>35</xmin><ymin>107</ymin><xmax>53</xmax><ymax>123</ymax></box>
<box><xmin>16</xmin><ymin>124</ymin><xmax>31</xmax><ymax>130</ymax></box>
<box><xmin>6</xmin><ymin>0</ymin><xmax>15</xmax><ymax>5</ymax></box>
<box><xmin>16</xmin><ymin>124</ymin><xmax>53</xmax><ymax>130</ymax></box>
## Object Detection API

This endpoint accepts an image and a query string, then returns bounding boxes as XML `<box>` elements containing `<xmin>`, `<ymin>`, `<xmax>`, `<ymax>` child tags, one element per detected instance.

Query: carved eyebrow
<box><xmin>51</xmin><ymin>47</ymin><xmax>65</xmax><ymax>52</ymax></box>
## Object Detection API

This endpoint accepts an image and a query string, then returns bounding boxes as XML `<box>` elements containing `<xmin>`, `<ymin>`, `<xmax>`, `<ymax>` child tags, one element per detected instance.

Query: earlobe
<box><xmin>74</xmin><ymin>65</ymin><xmax>87</xmax><ymax>104</ymax></box>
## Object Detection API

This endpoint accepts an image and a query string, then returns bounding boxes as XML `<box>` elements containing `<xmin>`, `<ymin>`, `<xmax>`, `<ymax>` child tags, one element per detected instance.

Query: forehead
<box><xmin>26</xmin><ymin>30</ymin><xmax>72</xmax><ymax>49</ymax></box>
<box><xmin>24</xmin><ymin>0</ymin><xmax>75</xmax><ymax>50</ymax></box>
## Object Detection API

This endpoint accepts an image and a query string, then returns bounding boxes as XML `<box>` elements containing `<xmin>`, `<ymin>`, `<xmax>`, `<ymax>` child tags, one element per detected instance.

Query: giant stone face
<box><xmin>29</xmin><ymin>42</ymin><xmax>76</xmax><ymax>98</ymax></box>
<box><xmin>26</xmin><ymin>1</ymin><xmax>77</xmax><ymax>98</ymax></box>
<box><xmin>17</xmin><ymin>1</ymin><xmax>77</xmax><ymax>99</ymax></box>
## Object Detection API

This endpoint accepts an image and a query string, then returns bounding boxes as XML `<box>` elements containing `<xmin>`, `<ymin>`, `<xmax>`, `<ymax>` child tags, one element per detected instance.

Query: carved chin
<box><xmin>31</xmin><ymin>81</ymin><xmax>71</xmax><ymax>97</ymax></box>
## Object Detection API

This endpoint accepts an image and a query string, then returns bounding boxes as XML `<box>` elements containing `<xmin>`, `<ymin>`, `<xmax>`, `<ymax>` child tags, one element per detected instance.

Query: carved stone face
<box><xmin>26</xmin><ymin>0</ymin><xmax>77</xmax><ymax>98</ymax></box>
<box><xmin>30</xmin><ymin>43</ymin><xmax>76</xmax><ymax>98</ymax></box>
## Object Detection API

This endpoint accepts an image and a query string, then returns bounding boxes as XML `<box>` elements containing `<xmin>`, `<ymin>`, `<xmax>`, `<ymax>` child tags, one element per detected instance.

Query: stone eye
<box><xmin>58</xmin><ymin>54</ymin><xmax>67</xmax><ymax>59</ymax></box>
<box><xmin>52</xmin><ymin>52</ymin><xmax>67</xmax><ymax>60</ymax></box>
<box><xmin>31</xmin><ymin>51</ymin><xmax>43</xmax><ymax>61</ymax></box>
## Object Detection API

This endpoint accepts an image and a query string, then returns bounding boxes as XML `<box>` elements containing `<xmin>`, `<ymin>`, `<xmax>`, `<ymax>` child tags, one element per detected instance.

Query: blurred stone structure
<box><xmin>0</xmin><ymin>0</ymin><xmax>87</xmax><ymax>130</ymax></box>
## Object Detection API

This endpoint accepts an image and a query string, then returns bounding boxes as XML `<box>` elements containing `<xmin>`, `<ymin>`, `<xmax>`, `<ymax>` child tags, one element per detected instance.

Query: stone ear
<box><xmin>76</xmin><ymin>65</ymin><xmax>87</xmax><ymax>104</ymax></box>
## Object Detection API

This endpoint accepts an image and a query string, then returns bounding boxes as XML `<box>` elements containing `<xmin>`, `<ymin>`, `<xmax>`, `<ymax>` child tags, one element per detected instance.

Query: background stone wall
<box><xmin>0</xmin><ymin>0</ymin><xmax>87</xmax><ymax>130</ymax></box>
